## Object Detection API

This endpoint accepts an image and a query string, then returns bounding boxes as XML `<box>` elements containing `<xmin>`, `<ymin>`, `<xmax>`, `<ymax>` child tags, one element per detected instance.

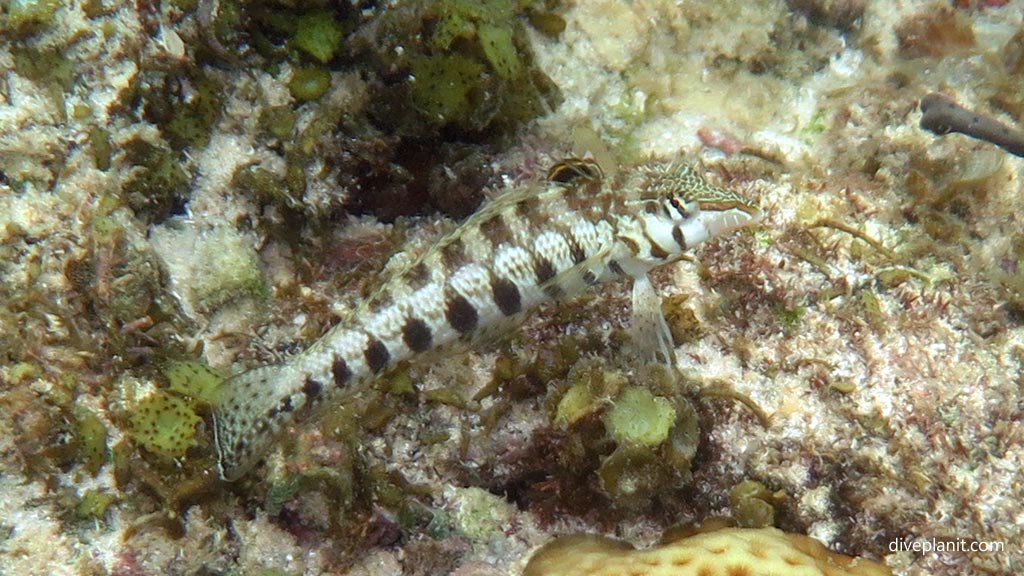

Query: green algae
<box><xmin>595</xmin><ymin>373</ymin><xmax>699</xmax><ymax>507</ymax></box>
<box><xmin>88</xmin><ymin>127</ymin><xmax>112</xmax><ymax>171</ymax></box>
<box><xmin>604</xmin><ymin>387</ymin><xmax>676</xmax><ymax>447</ymax></box>
<box><xmin>729</xmin><ymin>480</ymin><xmax>778</xmax><ymax>528</ymax></box>
<box><xmin>129</xmin><ymin>390</ymin><xmax>201</xmax><ymax>459</ymax></box>
<box><xmin>259</xmin><ymin>105</ymin><xmax>298</xmax><ymax>140</ymax></box>
<box><xmin>67</xmin><ymin>202</ymin><xmax>190</xmax><ymax>359</ymax></box>
<box><xmin>663</xmin><ymin>393</ymin><xmax>699</xmax><ymax>472</ymax></box>
<box><xmin>171</xmin><ymin>0</ymin><xmax>562</xmax><ymax>224</ymax></box>
<box><xmin>415</xmin><ymin>485</ymin><xmax>513</xmax><ymax>545</ymax></box>
<box><xmin>264</xmin><ymin>467</ymin><xmax>357</xmax><ymax>534</ymax></box>
<box><xmin>73</xmin><ymin>407</ymin><xmax>109</xmax><ymax>476</ymax></box>
<box><xmin>231</xmin><ymin>164</ymin><xmax>297</xmax><ymax>209</ymax></box>
<box><xmin>385</xmin><ymin>372</ymin><xmax>416</xmax><ymax>396</ymax></box>
<box><xmin>288</xmin><ymin>66</ymin><xmax>332</xmax><ymax>101</ymax></box>
<box><xmin>293</xmin><ymin>10</ymin><xmax>345</xmax><ymax>63</ymax></box>
<box><xmin>526</xmin><ymin>9</ymin><xmax>565</xmax><ymax>38</ymax></box>
<box><xmin>427</xmin><ymin>0</ymin><xmax>523</xmax><ymax>81</ymax></box>
<box><xmin>205</xmin><ymin>0</ymin><xmax>354</xmax><ymax>65</ymax></box>
<box><xmin>550</xmin><ymin>363</ymin><xmax>620</xmax><ymax>420</ymax></box>
<box><xmin>164</xmin><ymin>360</ymin><xmax>224</xmax><ymax>406</ymax></box>
<box><xmin>800</xmin><ymin>107</ymin><xmax>830</xmax><ymax>141</ymax></box>
<box><xmin>536</xmin><ymin>360</ymin><xmax>703</xmax><ymax>512</ymax></box>
<box><xmin>430</xmin><ymin>0</ymin><xmax>492</xmax><ymax>49</ymax></box>
<box><xmin>371</xmin><ymin>0</ymin><xmax>561</xmax><ymax>136</ymax></box>
<box><xmin>264</xmin><ymin>473</ymin><xmax>303</xmax><ymax>516</ymax></box>
<box><xmin>2</xmin><ymin>0</ymin><xmax>62</xmax><ymax>37</ymax></box>
<box><xmin>772</xmin><ymin>303</ymin><xmax>806</xmax><ymax>335</ymax></box>
<box><xmin>110</xmin><ymin>438</ymin><xmax>133</xmax><ymax>488</ymax></box>
<box><xmin>490</xmin><ymin>335</ymin><xmax>585</xmax><ymax>401</ymax></box>
<box><xmin>359</xmin><ymin>393</ymin><xmax>401</xmax><ymax>431</ymax></box>
<box><xmin>555</xmin><ymin>381</ymin><xmax>599</xmax><ymax>426</ymax></box>
<box><xmin>163</xmin><ymin>75</ymin><xmax>223</xmax><ymax>151</ymax></box>
<box><xmin>74</xmin><ymin>489</ymin><xmax>116</xmax><ymax>522</ymax></box>
<box><xmin>450</xmin><ymin>486</ymin><xmax>515</xmax><ymax>545</ymax></box>
<box><xmin>8</xmin><ymin>361</ymin><xmax>42</xmax><ymax>383</ymax></box>
<box><xmin>477</xmin><ymin>22</ymin><xmax>520</xmax><ymax>79</ymax></box>
<box><xmin>9</xmin><ymin>44</ymin><xmax>75</xmax><ymax>110</ymax></box>
<box><xmin>597</xmin><ymin>444</ymin><xmax>662</xmax><ymax>506</ymax></box>
<box><xmin>423</xmin><ymin>386</ymin><xmax>469</xmax><ymax>409</ymax></box>
<box><xmin>858</xmin><ymin>288</ymin><xmax>888</xmax><ymax>334</ymax></box>
<box><xmin>409</xmin><ymin>54</ymin><xmax>486</xmax><ymax>125</ymax></box>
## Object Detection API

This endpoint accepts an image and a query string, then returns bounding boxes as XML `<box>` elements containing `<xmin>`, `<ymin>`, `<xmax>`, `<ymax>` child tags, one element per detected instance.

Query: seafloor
<box><xmin>1</xmin><ymin>0</ymin><xmax>1023</xmax><ymax>575</ymax></box>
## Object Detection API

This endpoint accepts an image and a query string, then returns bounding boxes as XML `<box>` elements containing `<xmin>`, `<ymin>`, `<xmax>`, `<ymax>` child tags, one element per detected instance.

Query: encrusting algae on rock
<box><xmin>524</xmin><ymin>523</ymin><xmax>891</xmax><ymax>576</ymax></box>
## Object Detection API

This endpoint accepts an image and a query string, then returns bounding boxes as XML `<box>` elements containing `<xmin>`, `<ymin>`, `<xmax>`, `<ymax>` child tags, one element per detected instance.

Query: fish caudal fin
<box><xmin>212</xmin><ymin>366</ymin><xmax>288</xmax><ymax>481</ymax></box>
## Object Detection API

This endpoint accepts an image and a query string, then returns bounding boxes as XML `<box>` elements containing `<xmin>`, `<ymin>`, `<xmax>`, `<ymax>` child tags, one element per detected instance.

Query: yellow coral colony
<box><xmin>523</xmin><ymin>525</ymin><xmax>891</xmax><ymax>576</ymax></box>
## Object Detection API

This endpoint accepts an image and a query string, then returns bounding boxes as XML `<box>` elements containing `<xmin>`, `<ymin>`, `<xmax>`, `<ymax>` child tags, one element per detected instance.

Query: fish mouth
<box><xmin>700</xmin><ymin>203</ymin><xmax>762</xmax><ymax>236</ymax></box>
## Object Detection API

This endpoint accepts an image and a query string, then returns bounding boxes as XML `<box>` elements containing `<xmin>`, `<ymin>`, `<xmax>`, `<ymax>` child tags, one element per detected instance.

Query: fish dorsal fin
<box><xmin>547</xmin><ymin>157</ymin><xmax>604</xmax><ymax>186</ymax></box>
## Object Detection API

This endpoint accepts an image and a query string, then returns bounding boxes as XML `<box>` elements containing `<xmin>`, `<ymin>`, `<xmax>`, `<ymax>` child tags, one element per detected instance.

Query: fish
<box><xmin>212</xmin><ymin>157</ymin><xmax>761</xmax><ymax>480</ymax></box>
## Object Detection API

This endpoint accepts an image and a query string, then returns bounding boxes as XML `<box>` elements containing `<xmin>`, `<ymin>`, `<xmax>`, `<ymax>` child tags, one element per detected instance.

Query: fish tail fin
<box><xmin>212</xmin><ymin>366</ymin><xmax>286</xmax><ymax>481</ymax></box>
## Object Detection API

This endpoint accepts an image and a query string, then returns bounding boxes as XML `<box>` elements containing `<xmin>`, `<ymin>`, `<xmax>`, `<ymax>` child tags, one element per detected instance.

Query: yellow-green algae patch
<box><xmin>121</xmin><ymin>361</ymin><xmax>223</xmax><ymax>463</ymax></box>
<box><xmin>477</xmin><ymin>22</ymin><xmax>520</xmax><ymax>79</ymax></box>
<box><xmin>603</xmin><ymin>387</ymin><xmax>676</xmax><ymax>447</ymax></box>
<box><xmin>288</xmin><ymin>66</ymin><xmax>332</xmax><ymax>102</ymax></box>
<box><xmin>450</xmin><ymin>486</ymin><xmax>516</xmax><ymax>546</ymax></box>
<box><xmin>129</xmin><ymin>391</ymin><xmax>202</xmax><ymax>459</ymax></box>
<box><xmin>2</xmin><ymin>0</ymin><xmax>62</xmax><ymax>37</ymax></box>
<box><xmin>74</xmin><ymin>489</ymin><xmax>116</xmax><ymax>522</ymax></box>
<box><xmin>538</xmin><ymin>361</ymin><xmax>703</xmax><ymax>512</ymax></box>
<box><xmin>555</xmin><ymin>381</ymin><xmax>599</xmax><ymax>426</ymax></box>
<box><xmin>292</xmin><ymin>10</ymin><xmax>345</xmax><ymax>64</ymax></box>
<box><xmin>728</xmin><ymin>480</ymin><xmax>778</xmax><ymax>528</ymax></box>
<box><xmin>409</xmin><ymin>54</ymin><xmax>486</xmax><ymax>124</ymax></box>
<box><xmin>597</xmin><ymin>444</ymin><xmax>662</xmax><ymax>505</ymax></box>
<box><xmin>165</xmin><ymin>360</ymin><xmax>223</xmax><ymax>405</ymax></box>
<box><xmin>72</xmin><ymin>407</ymin><xmax>109</xmax><ymax>476</ymax></box>
<box><xmin>554</xmin><ymin>364</ymin><xmax>625</xmax><ymax>426</ymax></box>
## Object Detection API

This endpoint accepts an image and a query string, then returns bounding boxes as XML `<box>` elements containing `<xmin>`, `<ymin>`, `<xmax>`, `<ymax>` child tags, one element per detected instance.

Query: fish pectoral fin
<box><xmin>630</xmin><ymin>275</ymin><xmax>676</xmax><ymax>367</ymax></box>
<box><xmin>212</xmin><ymin>366</ymin><xmax>290</xmax><ymax>481</ymax></box>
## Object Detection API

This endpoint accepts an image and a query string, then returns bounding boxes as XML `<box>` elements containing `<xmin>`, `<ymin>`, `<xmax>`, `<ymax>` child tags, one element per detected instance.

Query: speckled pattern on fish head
<box><xmin>606</xmin><ymin>162</ymin><xmax>762</xmax><ymax>278</ymax></box>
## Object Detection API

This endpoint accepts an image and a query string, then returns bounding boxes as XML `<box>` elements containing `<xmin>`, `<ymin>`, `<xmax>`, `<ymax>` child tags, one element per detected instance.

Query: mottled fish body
<box><xmin>213</xmin><ymin>158</ymin><xmax>760</xmax><ymax>480</ymax></box>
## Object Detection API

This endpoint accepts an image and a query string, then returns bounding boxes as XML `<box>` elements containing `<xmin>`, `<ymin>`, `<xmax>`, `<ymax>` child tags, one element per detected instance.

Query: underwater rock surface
<box><xmin>1</xmin><ymin>1</ymin><xmax>1022</xmax><ymax>575</ymax></box>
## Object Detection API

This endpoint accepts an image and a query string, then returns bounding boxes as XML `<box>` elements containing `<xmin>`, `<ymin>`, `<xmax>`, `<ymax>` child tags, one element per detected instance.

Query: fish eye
<box><xmin>668</xmin><ymin>197</ymin><xmax>687</xmax><ymax>217</ymax></box>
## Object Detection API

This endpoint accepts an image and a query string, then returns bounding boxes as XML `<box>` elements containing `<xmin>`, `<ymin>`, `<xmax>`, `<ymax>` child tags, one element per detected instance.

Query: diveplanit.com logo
<box><xmin>889</xmin><ymin>537</ymin><xmax>1005</xmax><ymax>554</ymax></box>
